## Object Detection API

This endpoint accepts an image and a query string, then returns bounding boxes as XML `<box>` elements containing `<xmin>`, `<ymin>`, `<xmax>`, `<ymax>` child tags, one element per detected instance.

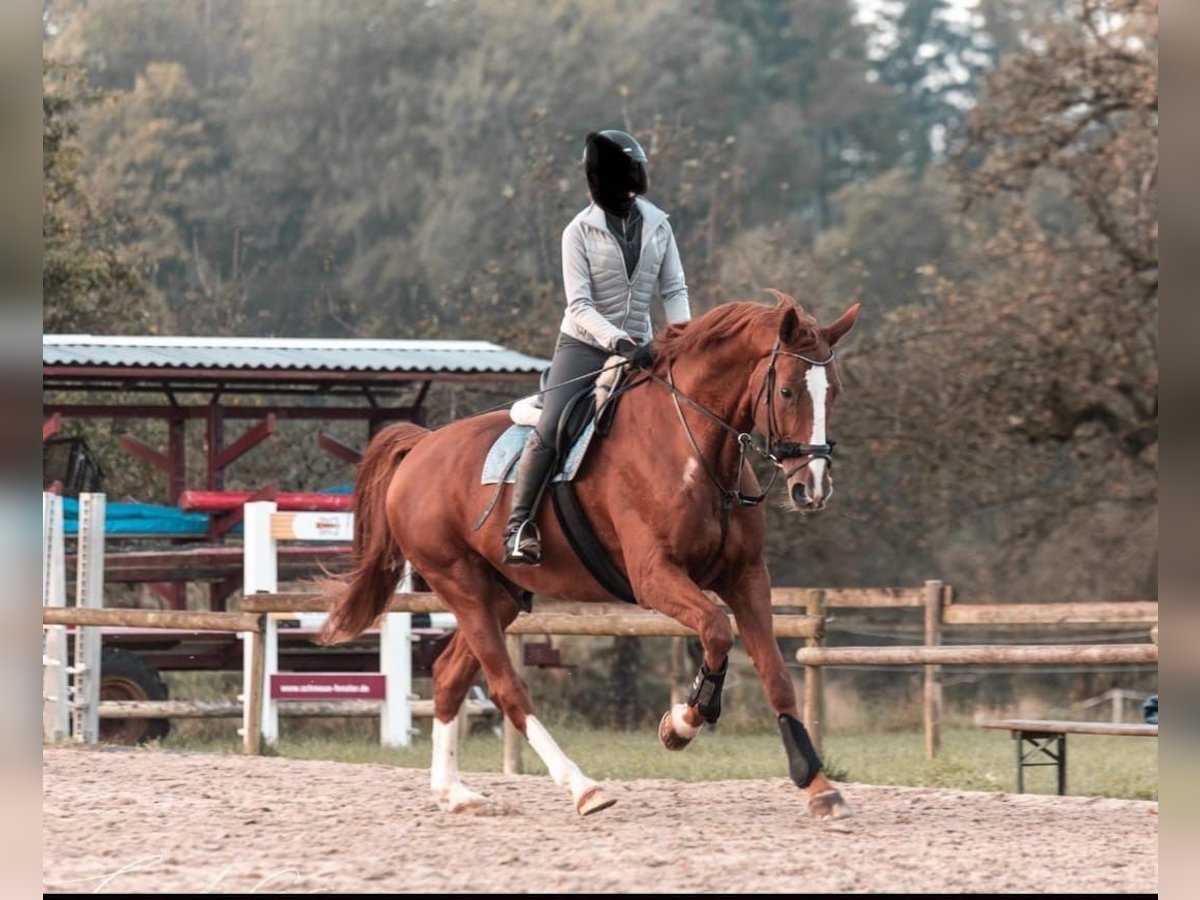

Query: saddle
<box><xmin>478</xmin><ymin>359</ymin><xmax>637</xmax><ymax>604</ymax></box>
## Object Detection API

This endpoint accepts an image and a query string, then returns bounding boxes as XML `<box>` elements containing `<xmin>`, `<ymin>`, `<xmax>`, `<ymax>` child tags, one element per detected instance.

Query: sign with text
<box><xmin>269</xmin><ymin>673</ymin><xmax>386</xmax><ymax>701</ymax></box>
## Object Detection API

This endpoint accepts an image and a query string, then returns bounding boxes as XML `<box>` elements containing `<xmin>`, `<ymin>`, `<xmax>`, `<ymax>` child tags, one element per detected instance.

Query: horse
<box><xmin>318</xmin><ymin>292</ymin><xmax>860</xmax><ymax>819</ymax></box>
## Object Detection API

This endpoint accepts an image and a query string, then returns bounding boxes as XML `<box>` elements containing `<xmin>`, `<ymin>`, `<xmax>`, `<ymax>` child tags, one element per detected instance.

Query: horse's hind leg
<box><xmin>419</xmin><ymin>559</ymin><xmax>616</xmax><ymax>816</ymax></box>
<box><xmin>429</xmin><ymin>629</ymin><xmax>493</xmax><ymax>813</ymax></box>
<box><xmin>720</xmin><ymin>564</ymin><xmax>851</xmax><ymax>821</ymax></box>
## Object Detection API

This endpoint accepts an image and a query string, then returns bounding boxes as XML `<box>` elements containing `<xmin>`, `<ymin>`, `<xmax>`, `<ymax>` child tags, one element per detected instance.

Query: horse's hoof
<box><xmin>658</xmin><ymin>710</ymin><xmax>693</xmax><ymax>751</ymax></box>
<box><xmin>662</xmin><ymin>710</ymin><xmax>700</xmax><ymax>753</ymax></box>
<box><xmin>808</xmin><ymin>788</ymin><xmax>851</xmax><ymax>821</ymax></box>
<box><xmin>437</xmin><ymin>786</ymin><xmax>491</xmax><ymax>814</ymax></box>
<box><xmin>576</xmin><ymin>786</ymin><xmax>617</xmax><ymax>817</ymax></box>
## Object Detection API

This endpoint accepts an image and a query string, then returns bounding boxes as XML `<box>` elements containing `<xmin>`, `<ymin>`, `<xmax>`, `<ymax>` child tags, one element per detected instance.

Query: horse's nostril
<box><xmin>791</xmin><ymin>482</ymin><xmax>806</xmax><ymax>506</ymax></box>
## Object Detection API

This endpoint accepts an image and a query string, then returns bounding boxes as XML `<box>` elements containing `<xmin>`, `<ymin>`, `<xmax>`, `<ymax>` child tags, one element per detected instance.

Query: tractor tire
<box><xmin>99</xmin><ymin>647</ymin><xmax>171</xmax><ymax>744</ymax></box>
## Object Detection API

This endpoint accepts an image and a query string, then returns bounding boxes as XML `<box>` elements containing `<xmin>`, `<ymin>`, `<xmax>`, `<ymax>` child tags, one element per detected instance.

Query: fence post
<box><xmin>244</xmin><ymin>615</ymin><xmax>266</xmax><ymax>755</ymax></box>
<box><xmin>242</xmin><ymin>502</ymin><xmax>280</xmax><ymax>745</ymax></box>
<box><xmin>503</xmin><ymin>633</ymin><xmax>523</xmax><ymax>774</ymax></box>
<box><xmin>803</xmin><ymin>589</ymin><xmax>825</xmax><ymax>754</ymax></box>
<box><xmin>923</xmin><ymin>579</ymin><xmax>944</xmax><ymax>759</ymax></box>
<box><xmin>42</xmin><ymin>493</ymin><xmax>70</xmax><ymax>742</ymax></box>
<box><xmin>73</xmin><ymin>493</ymin><xmax>105</xmax><ymax>744</ymax></box>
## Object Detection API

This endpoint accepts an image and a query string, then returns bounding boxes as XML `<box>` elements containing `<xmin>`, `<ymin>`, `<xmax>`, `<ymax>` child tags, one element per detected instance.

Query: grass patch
<box><xmin>161</xmin><ymin>725</ymin><xmax>1156</xmax><ymax>800</ymax></box>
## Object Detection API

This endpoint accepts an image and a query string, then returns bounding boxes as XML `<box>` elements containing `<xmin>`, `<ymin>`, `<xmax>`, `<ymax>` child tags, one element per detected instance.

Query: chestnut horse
<box><xmin>319</xmin><ymin>294</ymin><xmax>859</xmax><ymax>819</ymax></box>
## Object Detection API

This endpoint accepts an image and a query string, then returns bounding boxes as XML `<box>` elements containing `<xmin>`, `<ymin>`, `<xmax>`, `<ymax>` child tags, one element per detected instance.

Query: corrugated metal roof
<box><xmin>44</xmin><ymin>335</ymin><xmax>549</xmax><ymax>374</ymax></box>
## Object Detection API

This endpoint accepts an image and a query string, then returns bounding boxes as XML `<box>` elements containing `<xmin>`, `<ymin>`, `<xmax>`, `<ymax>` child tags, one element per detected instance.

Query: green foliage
<box><xmin>42</xmin><ymin>59</ymin><xmax>163</xmax><ymax>334</ymax></box>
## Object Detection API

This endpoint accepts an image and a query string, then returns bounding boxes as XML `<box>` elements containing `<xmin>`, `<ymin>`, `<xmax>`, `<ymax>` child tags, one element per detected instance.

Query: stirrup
<box><xmin>504</xmin><ymin>520</ymin><xmax>542</xmax><ymax>565</ymax></box>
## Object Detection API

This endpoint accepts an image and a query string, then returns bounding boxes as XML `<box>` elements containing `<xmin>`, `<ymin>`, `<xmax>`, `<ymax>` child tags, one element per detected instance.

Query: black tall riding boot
<box><xmin>503</xmin><ymin>430</ymin><xmax>558</xmax><ymax>565</ymax></box>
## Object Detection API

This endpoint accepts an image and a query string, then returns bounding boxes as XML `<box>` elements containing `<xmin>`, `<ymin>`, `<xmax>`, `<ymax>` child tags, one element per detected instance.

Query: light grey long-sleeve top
<box><xmin>558</xmin><ymin>197</ymin><xmax>690</xmax><ymax>351</ymax></box>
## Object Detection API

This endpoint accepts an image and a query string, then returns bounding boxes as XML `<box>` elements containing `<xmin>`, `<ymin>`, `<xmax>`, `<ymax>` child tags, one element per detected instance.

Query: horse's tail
<box><xmin>316</xmin><ymin>422</ymin><xmax>430</xmax><ymax>646</ymax></box>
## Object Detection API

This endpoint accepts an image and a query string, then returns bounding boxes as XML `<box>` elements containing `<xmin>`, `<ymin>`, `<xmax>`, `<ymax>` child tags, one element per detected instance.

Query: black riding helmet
<box><xmin>583</xmin><ymin>130</ymin><xmax>648</xmax><ymax>215</ymax></box>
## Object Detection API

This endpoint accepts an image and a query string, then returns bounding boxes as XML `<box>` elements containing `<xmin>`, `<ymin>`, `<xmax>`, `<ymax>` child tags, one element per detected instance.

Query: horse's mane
<box><xmin>655</xmin><ymin>290</ymin><xmax>821</xmax><ymax>367</ymax></box>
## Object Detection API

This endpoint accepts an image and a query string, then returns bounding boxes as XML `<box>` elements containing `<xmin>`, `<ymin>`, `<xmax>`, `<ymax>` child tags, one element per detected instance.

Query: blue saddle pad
<box><xmin>481</xmin><ymin>421</ymin><xmax>596</xmax><ymax>485</ymax></box>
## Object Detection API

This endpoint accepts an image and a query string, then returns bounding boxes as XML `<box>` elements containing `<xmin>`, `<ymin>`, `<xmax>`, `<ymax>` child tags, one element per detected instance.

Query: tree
<box><xmin>79</xmin><ymin>61</ymin><xmax>246</xmax><ymax>334</ymax></box>
<box><xmin>43</xmin><ymin>59</ymin><xmax>164</xmax><ymax>334</ymax></box>
<box><xmin>954</xmin><ymin>0</ymin><xmax>1157</xmax><ymax>469</ymax></box>
<box><xmin>872</xmin><ymin>0</ymin><xmax>995</xmax><ymax>171</ymax></box>
<box><xmin>841</xmin><ymin>0</ymin><xmax>1157</xmax><ymax>599</ymax></box>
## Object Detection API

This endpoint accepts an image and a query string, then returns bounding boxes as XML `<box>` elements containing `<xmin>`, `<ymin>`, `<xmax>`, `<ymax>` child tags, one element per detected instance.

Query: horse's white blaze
<box><xmin>670</xmin><ymin>703</ymin><xmax>702</xmax><ymax>739</ymax></box>
<box><xmin>682</xmin><ymin>458</ymin><xmax>700</xmax><ymax>490</ymax></box>
<box><xmin>805</xmin><ymin>366</ymin><xmax>829</xmax><ymax>500</ymax></box>
<box><xmin>525</xmin><ymin>715</ymin><xmax>598</xmax><ymax>805</ymax></box>
<box><xmin>431</xmin><ymin>717</ymin><xmax>484</xmax><ymax>810</ymax></box>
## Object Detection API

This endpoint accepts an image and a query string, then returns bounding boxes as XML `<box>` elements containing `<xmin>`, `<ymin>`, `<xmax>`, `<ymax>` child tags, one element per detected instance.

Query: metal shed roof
<box><xmin>43</xmin><ymin>335</ymin><xmax>549</xmax><ymax>375</ymax></box>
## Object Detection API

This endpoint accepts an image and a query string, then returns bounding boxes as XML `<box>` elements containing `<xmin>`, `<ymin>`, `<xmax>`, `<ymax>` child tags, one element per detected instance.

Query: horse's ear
<box><xmin>822</xmin><ymin>303</ymin><xmax>860</xmax><ymax>347</ymax></box>
<box><xmin>778</xmin><ymin>305</ymin><xmax>804</xmax><ymax>345</ymax></box>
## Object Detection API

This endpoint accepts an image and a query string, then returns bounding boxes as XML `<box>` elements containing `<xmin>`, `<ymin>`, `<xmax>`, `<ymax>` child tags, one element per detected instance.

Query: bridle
<box><xmin>647</xmin><ymin>339</ymin><xmax>837</xmax><ymax>509</ymax></box>
<box><xmin>633</xmin><ymin>339</ymin><xmax>837</xmax><ymax>585</ymax></box>
<box><xmin>760</xmin><ymin>340</ymin><xmax>838</xmax><ymax>479</ymax></box>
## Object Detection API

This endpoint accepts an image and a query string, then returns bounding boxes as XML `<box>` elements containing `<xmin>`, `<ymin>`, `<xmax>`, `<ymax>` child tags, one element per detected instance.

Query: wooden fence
<box><xmin>793</xmin><ymin>580</ymin><xmax>1158</xmax><ymax>759</ymax></box>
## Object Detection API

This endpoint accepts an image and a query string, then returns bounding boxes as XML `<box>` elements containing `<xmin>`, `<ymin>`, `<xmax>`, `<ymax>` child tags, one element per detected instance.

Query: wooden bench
<box><xmin>980</xmin><ymin>718</ymin><xmax>1158</xmax><ymax>794</ymax></box>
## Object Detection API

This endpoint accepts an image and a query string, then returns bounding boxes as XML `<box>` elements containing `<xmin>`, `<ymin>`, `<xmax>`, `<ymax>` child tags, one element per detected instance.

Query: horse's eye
<box><xmin>780</xmin><ymin>387</ymin><xmax>794</xmax><ymax>399</ymax></box>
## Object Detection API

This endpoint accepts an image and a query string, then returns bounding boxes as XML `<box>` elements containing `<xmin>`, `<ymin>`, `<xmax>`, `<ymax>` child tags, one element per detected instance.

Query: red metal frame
<box><xmin>317</xmin><ymin>432</ymin><xmax>363</xmax><ymax>465</ymax></box>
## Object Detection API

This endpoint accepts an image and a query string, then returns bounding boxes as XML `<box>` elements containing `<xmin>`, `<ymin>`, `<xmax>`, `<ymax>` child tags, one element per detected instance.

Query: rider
<box><xmin>503</xmin><ymin>129</ymin><xmax>692</xmax><ymax>565</ymax></box>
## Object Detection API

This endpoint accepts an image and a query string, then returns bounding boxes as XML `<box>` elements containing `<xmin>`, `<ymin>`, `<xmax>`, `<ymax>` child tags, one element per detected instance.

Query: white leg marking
<box><xmin>670</xmin><ymin>703</ymin><xmax>702</xmax><ymax>740</ymax></box>
<box><xmin>431</xmin><ymin>717</ymin><xmax>486</xmax><ymax>811</ymax></box>
<box><xmin>524</xmin><ymin>715</ymin><xmax>598</xmax><ymax>805</ymax></box>
<box><xmin>805</xmin><ymin>366</ymin><xmax>829</xmax><ymax>501</ymax></box>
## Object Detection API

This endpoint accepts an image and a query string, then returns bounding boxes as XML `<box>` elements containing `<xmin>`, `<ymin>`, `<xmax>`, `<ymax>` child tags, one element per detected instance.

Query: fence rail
<box><xmin>940</xmin><ymin>601</ymin><xmax>1159</xmax><ymax>626</ymax></box>
<box><xmin>96</xmin><ymin>698</ymin><xmax>492</xmax><ymax>720</ymax></box>
<box><xmin>793</xmin><ymin>644</ymin><xmax>1158</xmax><ymax>666</ymax></box>
<box><xmin>242</xmin><ymin>593</ymin><xmax>822</xmax><ymax>639</ymax></box>
<box><xmin>42</xmin><ymin>606</ymin><xmax>261</xmax><ymax>633</ymax></box>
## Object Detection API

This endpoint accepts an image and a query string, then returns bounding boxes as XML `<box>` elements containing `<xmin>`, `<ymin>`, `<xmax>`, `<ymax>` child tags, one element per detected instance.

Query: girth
<box><xmin>547</xmin><ymin>384</ymin><xmax>638</xmax><ymax>604</ymax></box>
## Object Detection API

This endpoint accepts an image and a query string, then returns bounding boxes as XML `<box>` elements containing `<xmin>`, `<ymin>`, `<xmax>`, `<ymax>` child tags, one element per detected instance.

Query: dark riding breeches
<box><xmin>534</xmin><ymin>335</ymin><xmax>611</xmax><ymax>446</ymax></box>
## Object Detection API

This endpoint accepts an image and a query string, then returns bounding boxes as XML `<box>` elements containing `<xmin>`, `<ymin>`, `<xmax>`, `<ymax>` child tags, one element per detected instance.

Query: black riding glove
<box><xmin>614</xmin><ymin>338</ymin><xmax>656</xmax><ymax>370</ymax></box>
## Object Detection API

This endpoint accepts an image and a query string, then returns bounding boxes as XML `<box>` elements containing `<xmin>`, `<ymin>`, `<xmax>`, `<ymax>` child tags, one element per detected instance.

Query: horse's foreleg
<box><xmin>632</xmin><ymin>563</ymin><xmax>735</xmax><ymax>751</ymax></box>
<box><xmin>722</xmin><ymin>565</ymin><xmax>851</xmax><ymax>821</ymax></box>
<box><xmin>429</xmin><ymin>630</ymin><xmax>490</xmax><ymax>813</ymax></box>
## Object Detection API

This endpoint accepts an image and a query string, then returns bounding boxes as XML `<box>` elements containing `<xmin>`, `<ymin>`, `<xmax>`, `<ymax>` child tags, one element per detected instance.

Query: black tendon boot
<box><xmin>503</xmin><ymin>431</ymin><xmax>558</xmax><ymax>565</ymax></box>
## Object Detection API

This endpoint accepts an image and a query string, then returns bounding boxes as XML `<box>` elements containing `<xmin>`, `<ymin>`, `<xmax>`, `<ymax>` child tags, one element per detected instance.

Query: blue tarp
<box><xmin>62</xmin><ymin>498</ymin><xmax>217</xmax><ymax>536</ymax></box>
